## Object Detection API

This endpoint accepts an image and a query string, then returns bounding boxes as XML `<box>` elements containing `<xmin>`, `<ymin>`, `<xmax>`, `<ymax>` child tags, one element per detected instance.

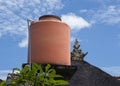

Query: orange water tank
<box><xmin>28</xmin><ymin>15</ymin><xmax>70</xmax><ymax>65</ymax></box>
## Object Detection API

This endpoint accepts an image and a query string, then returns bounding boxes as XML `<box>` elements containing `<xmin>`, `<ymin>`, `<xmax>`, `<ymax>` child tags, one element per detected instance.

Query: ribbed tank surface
<box><xmin>28</xmin><ymin>15</ymin><xmax>70</xmax><ymax>65</ymax></box>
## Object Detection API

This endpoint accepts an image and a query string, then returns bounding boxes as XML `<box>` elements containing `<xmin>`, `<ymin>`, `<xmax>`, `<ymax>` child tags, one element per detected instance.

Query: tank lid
<box><xmin>39</xmin><ymin>15</ymin><xmax>61</xmax><ymax>21</ymax></box>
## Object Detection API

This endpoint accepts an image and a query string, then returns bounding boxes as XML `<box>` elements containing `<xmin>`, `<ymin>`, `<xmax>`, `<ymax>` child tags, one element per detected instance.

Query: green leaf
<box><xmin>13</xmin><ymin>68</ymin><xmax>21</xmax><ymax>72</ymax></box>
<box><xmin>45</xmin><ymin>64</ymin><xmax>51</xmax><ymax>72</ymax></box>
<box><xmin>53</xmin><ymin>80</ymin><xmax>69</xmax><ymax>86</ymax></box>
<box><xmin>3</xmin><ymin>63</ymin><xmax>69</xmax><ymax>86</ymax></box>
<box><xmin>32</xmin><ymin>63</ymin><xmax>43</xmax><ymax>73</ymax></box>
<box><xmin>0</xmin><ymin>80</ymin><xmax>5</xmax><ymax>86</ymax></box>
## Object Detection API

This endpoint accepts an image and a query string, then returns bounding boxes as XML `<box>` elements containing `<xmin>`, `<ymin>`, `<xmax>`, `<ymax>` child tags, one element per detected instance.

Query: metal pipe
<box><xmin>27</xmin><ymin>19</ymin><xmax>32</xmax><ymax>67</ymax></box>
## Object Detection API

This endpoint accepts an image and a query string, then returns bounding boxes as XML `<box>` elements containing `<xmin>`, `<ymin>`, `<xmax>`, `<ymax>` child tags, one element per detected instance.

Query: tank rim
<box><xmin>39</xmin><ymin>15</ymin><xmax>61</xmax><ymax>21</ymax></box>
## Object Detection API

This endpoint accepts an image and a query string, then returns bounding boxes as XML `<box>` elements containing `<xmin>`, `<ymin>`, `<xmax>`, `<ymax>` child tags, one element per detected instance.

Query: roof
<box><xmin>69</xmin><ymin>60</ymin><xmax>120</xmax><ymax>86</ymax></box>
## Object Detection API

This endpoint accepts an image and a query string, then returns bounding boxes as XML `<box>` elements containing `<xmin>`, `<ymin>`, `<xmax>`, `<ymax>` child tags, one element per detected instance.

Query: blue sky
<box><xmin>0</xmin><ymin>0</ymin><xmax>120</xmax><ymax>80</ymax></box>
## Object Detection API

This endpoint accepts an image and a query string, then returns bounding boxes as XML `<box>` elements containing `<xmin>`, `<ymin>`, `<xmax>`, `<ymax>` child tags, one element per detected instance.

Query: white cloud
<box><xmin>80</xmin><ymin>5</ymin><xmax>120</xmax><ymax>25</ymax></box>
<box><xmin>92</xmin><ymin>5</ymin><xmax>120</xmax><ymax>24</ymax></box>
<box><xmin>18</xmin><ymin>38</ymin><xmax>28</xmax><ymax>48</ymax></box>
<box><xmin>0</xmin><ymin>0</ymin><xmax>63</xmax><ymax>48</ymax></box>
<box><xmin>101</xmin><ymin>66</ymin><xmax>120</xmax><ymax>76</ymax></box>
<box><xmin>61</xmin><ymin>13</ymin><xmax>91</xmax><ymax>30</ymax></box>
<box><xmin>61</xmin><ymin>13</ymin><xmax>91</xmax><ymax>45</ymax></box>
<box><xmin>0</xmin><ymin>70</ymin><xmax>12</xmax><ymax>80</ymax></box>
<box><xmin>71</xmin><ymin>36</ymin><xmax>76</xmax><ymax>42</ymax></box>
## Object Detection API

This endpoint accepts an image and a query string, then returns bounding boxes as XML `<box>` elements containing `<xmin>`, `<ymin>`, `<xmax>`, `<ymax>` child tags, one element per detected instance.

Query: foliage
<box><xmin>0</xmin><ymin>80</ymin><xmax>6</xmax><ymax>86</ymax></box>
<box><xmin>0</xmin><ymin>63</ymin><xmax>69</xmax><ymax>86</ymax></box>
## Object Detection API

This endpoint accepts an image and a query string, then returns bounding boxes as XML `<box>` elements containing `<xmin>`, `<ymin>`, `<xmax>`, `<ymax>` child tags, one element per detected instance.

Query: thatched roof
<box><xmin>69</xmin><ymin>61</ymin><xmax>120</xmax><ymax>86</ymax></box>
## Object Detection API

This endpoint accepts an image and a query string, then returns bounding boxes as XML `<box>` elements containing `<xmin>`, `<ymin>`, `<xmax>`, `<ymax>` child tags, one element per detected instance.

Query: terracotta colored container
<box><xmin>28</xmin><ymin>15</ymin><xmax>70</xmax><ymax>65</ymax></box>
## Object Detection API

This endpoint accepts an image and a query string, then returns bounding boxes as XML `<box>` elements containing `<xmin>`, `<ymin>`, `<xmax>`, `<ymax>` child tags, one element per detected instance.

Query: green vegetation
<box><xmin>0</xmin><ymin>63</ymin><xmax>69</xmax><ymax>86</ymax></box>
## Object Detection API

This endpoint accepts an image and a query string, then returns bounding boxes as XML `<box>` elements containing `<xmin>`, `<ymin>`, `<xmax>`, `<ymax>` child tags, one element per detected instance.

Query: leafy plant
<box><xmin>0</xmin><ymin>63</ymin><xmax>69</xmax><ymax>86</ymax></box>
<box><xmin>0</xmin><ymin>80</ymin><xmax>6</xmax><ymax>86</ymax></box>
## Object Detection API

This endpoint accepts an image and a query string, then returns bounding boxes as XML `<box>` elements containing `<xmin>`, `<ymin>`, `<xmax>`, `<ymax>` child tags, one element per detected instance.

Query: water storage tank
<box><xmin>28</xmin><ymin>15</ymin><xmax>70</xmax><ymax>65</ymax></box>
